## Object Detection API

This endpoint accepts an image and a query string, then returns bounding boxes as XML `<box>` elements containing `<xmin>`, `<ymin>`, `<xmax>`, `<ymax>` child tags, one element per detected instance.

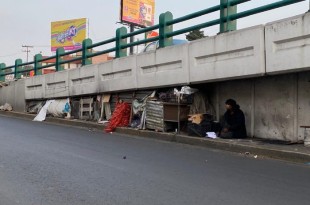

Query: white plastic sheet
<box><xmin>174</xmin><ymin>86</ymin><xmax>198</xmax><ymax>96</ymax></box>
<box><xmin>33</xmin><ymin>100</ymin><xmax>55</xmax><ymax>122</ymax></box>
<box><xmin>47</xmin><ymin>98</ymin><xmax>71</xmax><ymax>117</ymax></box>
<box><xmin>206</xmin><ymin>132</ymin><xmax>217</xmax><ymax>139</ymax></box>
<box><xmin>33</xmin><ymin>98</ymin><xmax>71</xmax><ymax>121</ymax></box>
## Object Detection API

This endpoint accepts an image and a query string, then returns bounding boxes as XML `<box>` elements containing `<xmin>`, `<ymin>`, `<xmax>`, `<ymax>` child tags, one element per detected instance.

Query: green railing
<box><xmin>0</xmin><ymin>0</ymin><xmax>306</xmax><ymax>82</ymax></box>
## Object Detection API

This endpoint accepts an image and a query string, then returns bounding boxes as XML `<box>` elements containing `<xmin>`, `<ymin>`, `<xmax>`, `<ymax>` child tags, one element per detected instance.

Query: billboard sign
<box><xmin>121</xmin><ymin>0</ymin><xmax>155</xmax><ymax>27</ymax></box>
<box><xmin>51</xmin><ymin>18</ymin><xmax>87</xmax><ymax>52</ymax></box>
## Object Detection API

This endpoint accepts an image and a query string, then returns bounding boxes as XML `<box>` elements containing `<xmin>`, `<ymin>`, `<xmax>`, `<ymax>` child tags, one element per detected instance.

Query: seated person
<box><xmin>220</xmin><ymin>99</ymin><xmax>247</xmax><ymax>139</ymax></box>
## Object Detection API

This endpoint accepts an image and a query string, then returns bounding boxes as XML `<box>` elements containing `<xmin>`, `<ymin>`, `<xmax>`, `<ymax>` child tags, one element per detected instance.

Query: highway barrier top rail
<box><xmin>0</xmin><ymin>0</ymin><xmax>306</xmax><ymax>82</ymax></box>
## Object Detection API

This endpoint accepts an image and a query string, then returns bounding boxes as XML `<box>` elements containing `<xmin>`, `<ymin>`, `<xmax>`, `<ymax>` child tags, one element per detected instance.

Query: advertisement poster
<box><xmin>121</xmin><ymin>0</ymin><xmax>155</xmax><ymax>27</ymax></box>
<box><xmin>51</xmin><ymin>18</ymin><xmax>87</xmax><ymax>51</ymax></box>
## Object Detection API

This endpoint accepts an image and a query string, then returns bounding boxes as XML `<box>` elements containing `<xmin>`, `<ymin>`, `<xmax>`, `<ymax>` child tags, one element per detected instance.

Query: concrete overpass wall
<box><xmin>25</xmin><ymin>75</ymin><xmax>45</xmax><ymax>100</ymax></box>
<box><xmin>0</xmin><ymin>80</ymin><xmax>26</xmax><ymax>112</ymax></box>
<box><xmin>69</xmin><ymin>64</ymin><xmax>99</xmax><ymax>96</ymax></box>
<box><xmin>137</xmin><ymin>42</ymin><xmax>190</xmax><ymax>88</ymax></box>
<box><xmin>23</xmin><ymin>24</ymin><xmax>267</xmax><ymax>99</ymax></box>
<box><xmin>2</xmin><ymin>13</ymin><xmax>310</xmax><ymax>141</ymax></box>
<box><xmin>266</xmin><ymin>13</ymin><xmax>310</xmax><ymax>74</ymax></box>
<box><xmin>189</xmin><ymin>25</ymin><xmax>266</xmax><ymax>83</ymax></box>
<box><xmin>213</xmin><ymin>72</ymin><xmax>310</xmax><ymax>142</ymax></box>
<box><xmin>98</xmin><ymin>55</ymin><xmax>137</xmax><ymax>92</ymax></box>
<box><xmin>45</xmin><ymin>70</ymin><xmax>69</xmax><ymax>99</ymax></box>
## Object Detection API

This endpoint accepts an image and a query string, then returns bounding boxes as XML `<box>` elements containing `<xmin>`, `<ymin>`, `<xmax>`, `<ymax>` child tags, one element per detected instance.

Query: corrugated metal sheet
<box><xmin>109</xmin><ymin>90</ymin><xmax>154</xmax><ymax>113</ymax></box>
<box><xmin>146</xmin><ymin>101</ymin><xmax>165</xmax><ymax>131</ymax></box>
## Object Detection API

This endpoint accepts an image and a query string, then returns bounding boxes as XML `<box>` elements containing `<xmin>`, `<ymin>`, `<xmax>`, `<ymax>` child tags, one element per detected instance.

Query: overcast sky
<box><xmin>0</xmin><ymin>0</ymin><xmax>309</xmax><ymax>65</ymax></box>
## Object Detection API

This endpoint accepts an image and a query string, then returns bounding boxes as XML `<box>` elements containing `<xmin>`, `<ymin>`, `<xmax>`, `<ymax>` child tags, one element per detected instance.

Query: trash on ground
<box><xmin>33</xmin><ymin>100</ymin><xmax>55</xmax><ymax>121</ymax></box>
<box><xmin>47</xmin><ymin>98</ymin><xmax>71</xmax><ymax>118</ymax></box>
<box><xmin>0</xmin><ymin>103</ymin><xmax>13</xmax><ymax>111</ymax></box>
<box><xmin>27</xmin><ymin>101</ymin><xmax>44</xmax><ymax>114</ymax></box>
<box><xmin>98</xmin><ymin>120</ymin><xmax>109</xmax><ymax>124</ymax></box>
<box><xmin>33</xmin><ymin>99</ymin><xmax>71</xmax><ymax>122</ymax></box>
<box><xmin>206</xmin><ymin>132</ymin><xmax>217</xmax><ymax>139</ymax></box>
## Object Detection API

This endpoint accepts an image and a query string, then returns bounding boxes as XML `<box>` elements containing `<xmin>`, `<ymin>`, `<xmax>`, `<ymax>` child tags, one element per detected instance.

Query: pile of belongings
<box><xmin>187</xmin><ymin>114</ymin><xmax>220</xmax><ymax>138</ymax></box>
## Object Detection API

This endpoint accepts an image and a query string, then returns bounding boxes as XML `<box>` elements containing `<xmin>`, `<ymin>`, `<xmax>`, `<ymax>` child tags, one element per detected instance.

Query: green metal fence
<box><xmin>0</xmin><ymin>0</ymin><xmax>306</xmax><ymax>82</ymax></box>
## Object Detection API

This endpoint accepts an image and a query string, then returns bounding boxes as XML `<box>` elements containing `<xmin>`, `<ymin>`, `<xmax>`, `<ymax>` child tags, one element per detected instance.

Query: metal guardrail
<box><xmin>0</xmin><ymin>0</ymin><xmax>306</xmax><ymax>82</ymax></box>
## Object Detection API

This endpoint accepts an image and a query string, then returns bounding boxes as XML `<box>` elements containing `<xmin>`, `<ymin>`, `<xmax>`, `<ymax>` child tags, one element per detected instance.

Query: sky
<box><xmin>0</xmin><ymin>0</ymin><xmax>309</xmax><ymax>65</ymax></box>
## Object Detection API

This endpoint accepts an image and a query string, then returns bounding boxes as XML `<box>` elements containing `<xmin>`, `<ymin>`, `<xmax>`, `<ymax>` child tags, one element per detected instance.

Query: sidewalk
<box><xmin>1</xmin><ymin>111</ymin><xmax>310</xmax><ymax>164</ymax></box>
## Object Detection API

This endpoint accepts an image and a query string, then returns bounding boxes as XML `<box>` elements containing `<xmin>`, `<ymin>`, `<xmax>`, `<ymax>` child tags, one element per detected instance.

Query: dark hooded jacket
<box><xmin>223</xmin><ymin>105</ymin><xmax>247</xmax><ymax>138</ymax></box>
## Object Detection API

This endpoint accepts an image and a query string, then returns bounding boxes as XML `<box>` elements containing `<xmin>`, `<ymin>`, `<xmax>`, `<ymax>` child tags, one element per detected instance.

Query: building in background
<box><xmin>39</xmin><ymin>52</ymin><xmax>113</xmax><ymax>75</ymax></box>
<box><xmin>41</xmin><ymin>55</ymin><xmax>82</xmax><ymax>74</ymax></box>
<box><xmin>91</xmin><ymin>53</ymin><xmax>114</xmax><ymax>64</ymax></box>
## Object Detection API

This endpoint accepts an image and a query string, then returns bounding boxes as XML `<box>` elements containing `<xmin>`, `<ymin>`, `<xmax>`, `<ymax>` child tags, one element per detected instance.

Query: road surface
<box><xmin>0</xmin><ymin>115</ymin><xmax>309</xmax><ymax>205</ymax></box>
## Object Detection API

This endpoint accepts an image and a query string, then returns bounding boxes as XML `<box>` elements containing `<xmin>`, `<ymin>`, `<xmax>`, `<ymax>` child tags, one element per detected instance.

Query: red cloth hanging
<box><xmin>105</xmin><ymin>101</ymin><xmax>131</xmax><ymax>133</ymax></box>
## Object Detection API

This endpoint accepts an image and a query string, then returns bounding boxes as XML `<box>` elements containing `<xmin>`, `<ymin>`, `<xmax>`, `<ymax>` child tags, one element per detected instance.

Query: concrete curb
<box><xmin>0</xmin><ymin>111</ymin><xmax>104</xmax><ymax>130</ymax></box>
<box><xmin>115</xmin><ymin>128</ymin><xmax>310</xmax><ymax>163</ymax></box>
<box><xmin>1</xmin><ymin>111</ymin><xmax>310</xmax><ymax>163</ymax></box>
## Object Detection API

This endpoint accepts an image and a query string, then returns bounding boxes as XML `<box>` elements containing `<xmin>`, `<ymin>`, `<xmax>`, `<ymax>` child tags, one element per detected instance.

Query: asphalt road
<box><xmin>0</xmin><ymin>116</ymin><xmax>309</xmax><ymax>205</ymax></box>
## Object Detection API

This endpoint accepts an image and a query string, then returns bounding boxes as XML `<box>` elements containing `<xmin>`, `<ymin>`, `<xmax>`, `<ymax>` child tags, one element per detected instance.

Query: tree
<box><xmin>186</xmin><ymin>29</ymin><xmax>205</xmax><ymax>41</ymax></box>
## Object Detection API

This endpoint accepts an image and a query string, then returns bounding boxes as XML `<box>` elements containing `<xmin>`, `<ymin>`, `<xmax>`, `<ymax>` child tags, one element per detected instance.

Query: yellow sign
<box><xmin>51</xmin><ymin>18</ymin><xmax>87</xmax><ymax>51</ymax></box>
<box><xmin>121</xmin><ymin>0</ymin><xmax>155</xmax><ymax>27</ymax></box>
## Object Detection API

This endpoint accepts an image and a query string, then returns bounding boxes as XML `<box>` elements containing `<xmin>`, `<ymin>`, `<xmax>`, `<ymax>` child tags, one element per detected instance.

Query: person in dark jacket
<box><xmin>220</xmin><ymin>99</ymin><xmax>247</xmax><ymax>139</ymax></box>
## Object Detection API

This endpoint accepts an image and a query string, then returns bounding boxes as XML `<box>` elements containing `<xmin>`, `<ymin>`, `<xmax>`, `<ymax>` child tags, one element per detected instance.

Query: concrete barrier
<box><xmin>25</xmin><ymin>75</ymin><xmax>45</xmax><ymax>100</ymax></box>
<box><xmin>189</xmin><ymin>25</ymin><xmax>266</xmax><ymax>83</ymax></box>
<box><xmin>68</xmin><ymin>64</ymin><xmax>99</xmax><ymax>96</ymax></box>
<box><xmin>136</xmin><ymin>43</ymin><xmax>190</xmax><ymax>89</ymax></box>
<box><xmin>266</xmin><ymin>13</ymin><xmax>310</xmax><ymax>74</ymax></box>
<box><xmin>4</xmin><ymin>13</ymin><xmax>310</xmax><ymax>142</ymax></box>
<box><xmin>45</xmin><ymin>70</ymin><xmax>69</xmax><ymax>98</ymax></box>
<box><xmin>0</xmin><ymin>80</ymin><xmax>26</xmax><ymax>112</ymax></box>
<box><xmin>98</xmin><ymin>55</ymin><xmax>137</xmax><ymax>92</ymax></box>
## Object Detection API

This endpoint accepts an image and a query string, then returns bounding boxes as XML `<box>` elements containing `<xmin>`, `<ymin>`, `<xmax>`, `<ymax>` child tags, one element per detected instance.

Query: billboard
<box><xmin>121</xmin><ymin>0</ymin><xmax>155</xmax><ymax>27</ymax></box>
<box><xmin>51</xmin><ymin>18</ymin><xmax>87</xmax><ymax>52</ymax></box>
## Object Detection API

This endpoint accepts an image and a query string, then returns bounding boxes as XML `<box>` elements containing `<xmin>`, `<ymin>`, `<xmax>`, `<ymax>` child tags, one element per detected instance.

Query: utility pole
<box><xmin>22</xmin><ymin>45</ymin><xmax>33</xmax><ymax>62</ymax></box>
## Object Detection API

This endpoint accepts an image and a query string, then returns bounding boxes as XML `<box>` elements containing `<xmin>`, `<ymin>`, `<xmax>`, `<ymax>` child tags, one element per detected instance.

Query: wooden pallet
<box><xmin>79</xmin><ymin>98</ymin><xmax>94</xmax><ymax>120</ymax></box>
